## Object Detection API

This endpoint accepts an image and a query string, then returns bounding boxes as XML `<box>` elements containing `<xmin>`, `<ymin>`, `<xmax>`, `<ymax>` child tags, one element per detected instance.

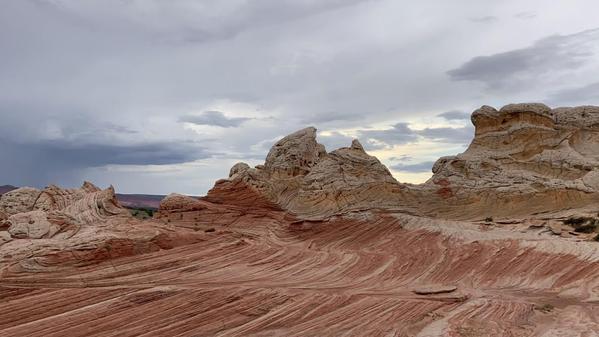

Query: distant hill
<box><xmin>116</xmin><ymin>193</ymin><xmax>166</xmax><ymax>210</ymax></box>
<box><xmin>0</xmin><ymin>185</ymin><xmax>17</xmax><ymax>196</ymax></box>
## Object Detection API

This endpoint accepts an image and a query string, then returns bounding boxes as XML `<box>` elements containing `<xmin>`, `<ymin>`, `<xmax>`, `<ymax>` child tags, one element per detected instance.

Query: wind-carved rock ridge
<box><xmin>203</xmin><ymin>127</ymin><xmax>410</xmax><ymax>220</ymax></box>
<box><xmin>0</xmin><ymin>182</ymin><xmax>130</xmax><ymax>240</ymax></box>
<box><xmin>0</xmin><ymin>182</ymin><xmax>205</xmax><ymax>271</ymax></box>
<box><xmin>3</xmin><ymin>103</ymin><xmax>599</xmax><ymax>336</ymax></box>
<box><xmin>200</xmin><ymin>103</ymin><xmax>599</xmax><ymax>221</ymax></box>
<box><xmin>424</xmin><ymin>103</ymin><xmax>599</xmax><ymax>219</ymax></box>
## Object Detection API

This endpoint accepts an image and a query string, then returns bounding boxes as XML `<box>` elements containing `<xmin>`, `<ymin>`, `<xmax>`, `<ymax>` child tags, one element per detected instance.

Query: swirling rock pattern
<box><xmin>0</xmin><ymin>183</ymin><xmax>132</xmax><ymax>241</ymax></box>
<box><xmin>1</xmin><ymin>104</ymin><xmax>599</xmax><ymax>336</ymax></box>
<box><xmin>34</xmin><ymin>181</ymin><xmax>101</xmax><ymax>212</ymax></box>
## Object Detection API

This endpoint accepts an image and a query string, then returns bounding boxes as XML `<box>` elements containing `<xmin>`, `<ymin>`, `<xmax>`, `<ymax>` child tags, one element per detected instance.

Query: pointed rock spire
<box><xmin>350</xmin><ymin>139</ymin><xmax>365</xmax><ymax>152</ymax></box>
<box><xmin>264</xmin><ymin>127</ymin><xmax>326</xmax><ymax>177</ymax></box>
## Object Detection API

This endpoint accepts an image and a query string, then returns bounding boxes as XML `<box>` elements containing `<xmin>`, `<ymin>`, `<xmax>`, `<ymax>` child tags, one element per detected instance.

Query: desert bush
<box><xmin>534</xmin><ymin>303</ymin><xmax>554</xmax><ymax>313</ymax></box>
<box><xmin>127</xmin><ymin>207</ymin><xmax>155</xmax><ymax>219</ymax></box>
<box><xmin>563</xmin><ymin>217</ymin><xmax>599</xmax><ymax>233</ymax></box>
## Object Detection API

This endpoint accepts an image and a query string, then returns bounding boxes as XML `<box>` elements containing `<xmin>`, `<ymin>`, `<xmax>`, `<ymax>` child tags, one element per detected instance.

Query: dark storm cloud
<box><xmin>547</xmin><ymin>82</ymin><xmax>599</xmax><ymax>106</ymax></box>
<box><xmin>0</xmin><ymin>137</ymin><xmax>211</xmax><ymax>187</ymax></box>
<box><xmin>0</xmin><ymin>99</ymin><xmax>211</xmax><ymax>187</ymax></box>
<box><xmin>390</xmin><ymin>161</ymin><xmax>435</xmax><ymax>173</ymax></box>
<box><xmin>447</xmin><ymin>29</ymin><xmax>599</xmax><ymax>90</ymax></box>
<box><xmin>180</xmin><ymin>111</ymin><xmax>252</xmax><ymax>128</ymax></box>
<box><xmin>24</xmin><ymin>140</ymin><xmax>210</xmax><ymax>166</ymax></box>
<box><xmin>437</xmin><ymin>110</ymin><xmax>470</xmax><ymax>121</ymax></box>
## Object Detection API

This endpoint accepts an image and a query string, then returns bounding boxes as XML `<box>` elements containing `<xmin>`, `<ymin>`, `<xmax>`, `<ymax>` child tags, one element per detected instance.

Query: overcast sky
<box><xmin>2</xmin><ymin>0</ymin><xmax>599</xmax><ymax>194</ymax></box>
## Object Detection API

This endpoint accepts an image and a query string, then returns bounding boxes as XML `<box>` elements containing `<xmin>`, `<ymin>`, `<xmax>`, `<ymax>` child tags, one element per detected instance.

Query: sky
<box><xmin>2</xmin><ymin>0</ymin><xmax>599</xmax><ymax>195</ymax></box>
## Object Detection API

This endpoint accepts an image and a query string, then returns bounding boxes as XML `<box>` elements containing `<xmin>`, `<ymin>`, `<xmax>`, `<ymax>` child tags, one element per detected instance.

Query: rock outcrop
<box><xmin>205</xmin><ymin>127</ymin><xmax>409</xmax><ymax>219</ymax></box>
<box><xmin>3</xmin><ymin>103</ymin><xmax>599</xmax><ymax>336</ymax></box>
<box><xmin>202</xmin><ymin>104</ymin><xmax>599</xmax><ymax>221</ymax></box>
<box><xmin>424</xmin><ymin>103</ymin><xmax>599</xmax><ymax>218</ymax></box>
<box><xmin>263</xmin><ymin>127</ymin><xmax>326</xmax><ymax>178</ymax></box>
<box><xmin>158</xmin><ymin>193</ymin><xmax>206</xmax><ymax>212</ymax></box>
<box><xmin>0</xmin><ymin>181</ymin><xmax>209</xmax><ymax>274</ymax></box>
<box><xmin>34</xmin><ymin>181</ymin><xmax>101</xmax><ymax>212</ymax></box>
<box><xmin>0</xmin><ymin>182</ymin><xmax>133</xmax><ymax>241</ymax></box>
<box><xmin>7</xmin><ymin>210</ymin><xmax>56</xmax><ymax>239</ymax></box>
<box><xmin>0</xmin><ymin>187</ymin><xmax>41</xmax><ymax>216</ymax></box>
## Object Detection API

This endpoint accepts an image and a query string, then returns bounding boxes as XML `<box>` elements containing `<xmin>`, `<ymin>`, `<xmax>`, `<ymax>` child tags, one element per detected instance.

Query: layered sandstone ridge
<box><xmin>0</xmin><ymin>182</ymin><xmax>131</xmax><ymax>240</ymax></box>
<box><xmin>425</xmin><ymin>103</ymin><xmax>599</xmax><ymax>218</ymax></box>
<box><xmin>201</xmin><ymin>103</ymin><xmax>599</xmax><ymax>221</ymax></box>
<box><xmin>0</xmin><ymin>183</ymin><xmax>205</xmax><ymax>270</ymax></box>
<box><xmin>2</xmin><ymin>103</ymin><xmax>599</xmax><ymax>336</ymax></box>
<box><xmin>205</xmin><ymin>127</ymin><xmax>411</xmax><ymax>219</ymax></box>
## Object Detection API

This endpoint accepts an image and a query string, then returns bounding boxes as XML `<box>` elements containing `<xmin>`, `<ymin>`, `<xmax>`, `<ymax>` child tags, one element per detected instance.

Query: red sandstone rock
<box><xmin>2</xmin><ymin>103</ymin><xmax>599</xmax><ymax>336</ymax></box>
<box><xmin>413</xmin><ymin>285</ymin><xmax>458</xmax><ymax>295</ymax></box>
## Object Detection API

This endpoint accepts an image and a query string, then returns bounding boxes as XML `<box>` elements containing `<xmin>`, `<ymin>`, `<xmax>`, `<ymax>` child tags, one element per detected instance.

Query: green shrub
<box><xmin>127</xmin><ymin>207</ymin><xmax>156</xmax><ymax>220</ymax></box>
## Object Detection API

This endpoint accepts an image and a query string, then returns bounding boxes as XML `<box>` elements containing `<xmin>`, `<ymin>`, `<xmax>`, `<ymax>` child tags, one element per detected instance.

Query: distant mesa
<box><xmin>0</xmin><ymin>185</ymin><xmax>17</xmax><ymax>196</ymax></box>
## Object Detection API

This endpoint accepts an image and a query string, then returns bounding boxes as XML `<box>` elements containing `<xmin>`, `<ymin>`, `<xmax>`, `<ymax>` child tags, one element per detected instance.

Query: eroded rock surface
<box><xmin>0</xmin><ymin>182</ymin><xmax>204</xmax><ymax>269</ymax></box>
<box><xmin>34</xmin><ymin>181</ymin><xmax>101</xmax><ymax>212</ymax></box>
<box><xmin>206</xmin><ymin>127</ymin><xmax>408</xmax><ymax>219</ymax></box>
<box><xmin>2</xmin><ymin>103</ymin><xmax>599</xmax><ymax>336</ymax></box>
<box><xmin>423</xmin><ymin>103</ymin><xmax>599</xmax><ymax>219</ymax></box>
<box><xmin>207</xmin><ymin>104</ymin><xmax>599</xmax><ymax>221</ymax></box>
<box><xmin>0</xmin><ymin>187</ymin><xmax>41</xmax><ymax>216</ymax></box>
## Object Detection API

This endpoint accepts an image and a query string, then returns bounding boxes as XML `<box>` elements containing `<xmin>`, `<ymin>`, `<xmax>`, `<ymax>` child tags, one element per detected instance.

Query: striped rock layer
<box><xmin>1</xmin><ymin>103</ymin><xmax>599</xmax><ymax>336</ymax></box>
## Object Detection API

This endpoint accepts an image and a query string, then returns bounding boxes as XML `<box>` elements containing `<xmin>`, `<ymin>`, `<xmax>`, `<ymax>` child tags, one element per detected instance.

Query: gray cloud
<box><xmin>470</xmin><ymin>16</ymin><xmax>497</xmax><ymax>23</ymax></box>
<box><xmin>300</xmin><ymin>110</ymin><xmax>367</xmax><ymax>124</ymax></box>
<box><xmin>180</xmin><ymin>111</ymin><xmax>252</xmax><ymax>128</ymax></box>
<box><xmin>514</xmin><ymin>11</ymin><xmax>537</xmax><ymax>20</ymax></box>
<box><xmin>0</xmin><ymin>99</ymin><xmax>212</xmax><ymax>188</ymax></box>
<box><xmin>2</xmin><ymin>0</ymin><xmax>599</xmax><ymax>193</ymax></box>
<box><xmin>447</xmin><ymin>29</ymin><xmax>599</xmax><ymax>90</ymax></box>
<box><xmin>0</xmin><ymin>136</ymin><xmax>211</xmax><ymax>187</ymax></box>
<box><xmin>437</xmin><ymin>110</ymin><xmax>470</xmax><ymax>121</ymax></box>
<box><xmin>390</xmin><ymin>161</ymin><xmax>435</xmax><ymax>173</ymax></box>
<box><xmin>7</xmin><ymin>140</ymin><xmax>208</xmax><ymax>167</ymax></box>
<box><xmin>358</xmin><ymin>123</ymin><xmax>418</xmax><ymax>149</ymax></box>
<box><xmin>356</xmin><ymin>123</ymin><xmax>473</xmax><ymax>148</ymax></box>
<box><xmin>547</xmin><ymin>82</ymin><xmax>599</xmax><ymax>106</ymax></box>
<box><xmin>418</xmin><ymin>126</ymin><xmax>474</xmax><ymax>144</ymax></box>
<box><xmin>28</xmin><ymin>0</ymin><xmax>371</xmax><ymax>44</ymax></box>
<box><xmin>318</xmin><ymin>131</ymin><xmax>355</xmax><ymax>152</ymax></box>
<box><xmin>389</xmin><ymin>155</ymin><xmax>413</xmax><ymax>162</ymax></box>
